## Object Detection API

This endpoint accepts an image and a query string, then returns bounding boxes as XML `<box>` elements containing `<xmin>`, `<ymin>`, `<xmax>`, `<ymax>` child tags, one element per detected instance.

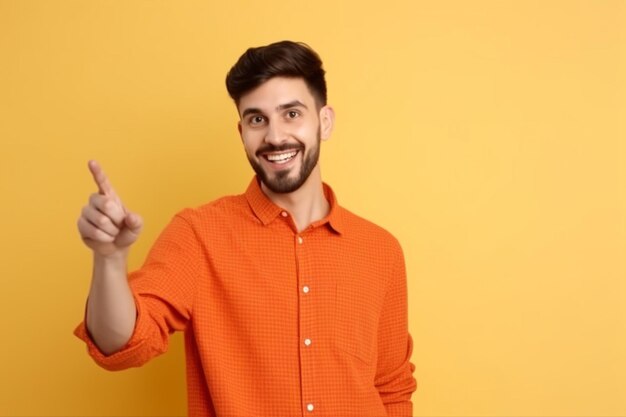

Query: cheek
<box><xmin>240</xmin><ymin>137</ymin><xmax>257</xmax><ymax>157</ymax></box>
<box><xmin>292</xmin><ymin>121</ymin><xmax>317</xmax><ymax>140</ymax></box>
<box><xmin>241</xmin><ymin>130</ymin><xmax>262</xmax><ymax>147</ymax></box>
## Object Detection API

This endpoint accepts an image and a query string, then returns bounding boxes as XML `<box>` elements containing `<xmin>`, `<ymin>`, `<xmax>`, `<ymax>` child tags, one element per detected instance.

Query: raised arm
<box><xmin>77</xmin><ymin>160</ymin><xmax>143</xmax><ymax>355</ymax></box>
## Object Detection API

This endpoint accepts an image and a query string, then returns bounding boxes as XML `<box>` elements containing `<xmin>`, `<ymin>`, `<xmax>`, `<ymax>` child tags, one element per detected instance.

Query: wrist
<box><xmin>93</xmin><ymin>249</ymin><xmax>128</xmax><ymax>265</ymax></box>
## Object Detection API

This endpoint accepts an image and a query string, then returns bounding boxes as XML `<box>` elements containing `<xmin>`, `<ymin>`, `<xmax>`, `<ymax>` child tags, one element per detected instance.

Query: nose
<box><xmin>264</xmin><ymin>119</ymin><xmax>288</xmax><ymax>145</ymax></box>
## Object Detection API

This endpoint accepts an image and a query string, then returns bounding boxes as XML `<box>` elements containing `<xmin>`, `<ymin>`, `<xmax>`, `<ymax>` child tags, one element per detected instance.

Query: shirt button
<box><xmin>297</xmin><ymin>236</ymin><xmax>303</xmax><ymax>244</ymax></box>
<box><xmin>280</xmin><ymin>211</ymin><xmax>288</xmax><ymax>217</ymax></box>
<box><xmin>302</xmin><ymin>285</ymin><xmax>310</xmax><ymax>294</ymax></box>
<box><xmin>304</xmin><ymin>338</ymin><xmax>312</xmax><ymax>346</ymax></box>
<box><xmin>307</xmin><ymin>403</ymin><xmax>314</xmax><ymax>412</ymax></box>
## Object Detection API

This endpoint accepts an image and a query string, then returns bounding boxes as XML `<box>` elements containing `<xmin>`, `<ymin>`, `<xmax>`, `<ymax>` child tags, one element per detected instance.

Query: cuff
<box><xmin>73</xmin><ymin>292</ymin><xmax>152</xmax><ymax>371</ymax></box>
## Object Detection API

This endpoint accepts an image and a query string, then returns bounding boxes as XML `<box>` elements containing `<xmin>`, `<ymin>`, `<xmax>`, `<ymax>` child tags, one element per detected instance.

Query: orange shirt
<box><xmin>75</xmin><ymin>177</ymin><xmax>417</xmax><ymax>417</ymax></box>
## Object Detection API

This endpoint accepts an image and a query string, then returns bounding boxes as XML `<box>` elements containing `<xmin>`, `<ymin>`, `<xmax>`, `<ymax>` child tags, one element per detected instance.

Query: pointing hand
<box><xmin>77</xmin><ymin>160</ymin><xmax>143</xmax><ymax>257</ymax></box>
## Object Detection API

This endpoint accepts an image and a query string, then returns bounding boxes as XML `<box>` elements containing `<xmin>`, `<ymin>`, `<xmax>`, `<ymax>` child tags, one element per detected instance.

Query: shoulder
<box><xmin>170</xmin><ymin>193</ymin><xmax>252</xmax><ymax>232</ymax></box>
<box><xmin>335</xmin><ymin>205</ymin><xmax>404</xmax><ymax>257</ymax></box>
<box><xmin>187</xmin><ymin>193</ymin><xmax>248</xmax><ymax>216</ymax></box>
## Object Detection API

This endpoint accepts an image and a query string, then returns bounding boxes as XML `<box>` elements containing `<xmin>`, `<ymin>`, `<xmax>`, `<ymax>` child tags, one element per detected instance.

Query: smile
<box><xmin>263</xmin><ymin>150</ymin><xmax>299</xmax><ymax>165</ymax></box>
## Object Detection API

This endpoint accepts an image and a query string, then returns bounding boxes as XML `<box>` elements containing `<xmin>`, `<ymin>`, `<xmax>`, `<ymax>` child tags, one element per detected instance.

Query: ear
<box><xmin>319</xmin><ymin>106</ymin><xmax>335</xmax><ymax>141</ymax></box>
<box><xmin>237</xmin><ymin>121</ymin><xmax>243</xmax><ymax>142</ymax></box>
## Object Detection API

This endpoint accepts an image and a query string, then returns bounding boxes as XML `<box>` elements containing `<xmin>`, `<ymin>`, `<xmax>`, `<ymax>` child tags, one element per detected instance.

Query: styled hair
<box><xmin>226</xmin><ymin>40</ymin><xmax>327</xmax><ymax>108</ymax></box>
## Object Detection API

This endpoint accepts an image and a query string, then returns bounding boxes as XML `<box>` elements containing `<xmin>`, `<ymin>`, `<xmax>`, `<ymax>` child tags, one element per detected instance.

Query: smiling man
<box><xmin>236</xmin><ymin>76</ymin><xmax>332</xmax><ymax>232</ymax></box>
<box><xmin>75</xmin><ymin>41</ymin><xmax>417</xmax><ymax>417</ymax></box>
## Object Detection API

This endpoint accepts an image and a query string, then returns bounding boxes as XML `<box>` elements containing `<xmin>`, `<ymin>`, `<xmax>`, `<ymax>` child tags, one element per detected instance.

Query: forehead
<box><xmin>237</xmin><ymin>77</ymin><xmax>316</xmax><ymax>115</ymax></box>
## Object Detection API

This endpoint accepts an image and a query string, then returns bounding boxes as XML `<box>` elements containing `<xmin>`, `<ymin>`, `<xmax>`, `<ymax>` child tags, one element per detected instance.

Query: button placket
<box><xmin>297</xmin><ymin>231</ymin><xmax>317</xmax><ymax>414</ymax></box>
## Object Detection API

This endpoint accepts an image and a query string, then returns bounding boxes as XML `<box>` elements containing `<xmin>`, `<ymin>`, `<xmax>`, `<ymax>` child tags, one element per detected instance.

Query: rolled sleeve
<box><xmin>73</xmin><ymin>291</ymin><xmax>164</xmax><ymax>371</ymax></box>
<box><xmin>74</xmin><ymin>212</ymin><xmax>203</xmax><ymax>371</ymax></box>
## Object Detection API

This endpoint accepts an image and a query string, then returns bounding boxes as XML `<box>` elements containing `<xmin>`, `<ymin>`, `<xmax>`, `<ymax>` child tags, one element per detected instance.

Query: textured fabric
<box><xmin>75</xmin><ymin>177</ymin><xmax>417</xmax><ymax>417</ymax></box>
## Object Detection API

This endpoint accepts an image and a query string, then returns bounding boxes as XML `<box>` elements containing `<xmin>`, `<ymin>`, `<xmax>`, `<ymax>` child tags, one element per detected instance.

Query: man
<box><xmin>75</xmin><ymin>40</ymin><xmax>417</xmax><ymax>417</ymax></box>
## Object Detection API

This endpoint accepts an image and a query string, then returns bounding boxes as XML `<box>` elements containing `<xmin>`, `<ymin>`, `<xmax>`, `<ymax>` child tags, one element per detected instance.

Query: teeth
<box><xmin>266</xmin><ymin>151</ymin><xmax>297</xmax><ymax>163</ymax></box>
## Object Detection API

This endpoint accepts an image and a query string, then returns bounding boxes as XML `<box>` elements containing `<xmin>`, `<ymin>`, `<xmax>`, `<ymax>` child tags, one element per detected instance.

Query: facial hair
<box><xmin>246</xmin><ymin>129</ymin><xmax>321</xmax><ymax>194</ymax></box>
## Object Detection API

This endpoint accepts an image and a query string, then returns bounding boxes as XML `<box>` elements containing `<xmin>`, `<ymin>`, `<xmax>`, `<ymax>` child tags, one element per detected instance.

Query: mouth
<box><xmin>261</xmin><ymin>150</ymin><xmax>299</xmax><ymax>165</ymax></box>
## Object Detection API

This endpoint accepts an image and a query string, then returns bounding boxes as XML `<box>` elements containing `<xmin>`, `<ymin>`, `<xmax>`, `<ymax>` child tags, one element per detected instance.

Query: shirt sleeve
<box><xmin>374</xmin><ymin>244</ymin><xmax>418</xmax><ymax>416</ymax></box>
<box><xmin>73</xmin><ymin>211</ymin><xmax>204</xmax><ymax>371</ymax></box>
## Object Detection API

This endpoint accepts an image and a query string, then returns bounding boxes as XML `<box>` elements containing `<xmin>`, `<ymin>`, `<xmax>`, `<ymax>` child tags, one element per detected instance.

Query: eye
<box><xmin>287</xmin><ymin>110</ymin><xmax>300</xmax><ymax>119</ymax></box>
<box><xmin>249</xmin><ymin>115</ymin><xmax>265</xmax><ymax>125</ymax></box>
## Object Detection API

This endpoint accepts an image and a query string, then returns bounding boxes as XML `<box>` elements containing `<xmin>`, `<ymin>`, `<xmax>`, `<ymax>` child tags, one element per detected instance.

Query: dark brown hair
<box><xmin>226</xmin><ymin>40</ymin><xmax>327</xmax><ymax>108</ymax></box>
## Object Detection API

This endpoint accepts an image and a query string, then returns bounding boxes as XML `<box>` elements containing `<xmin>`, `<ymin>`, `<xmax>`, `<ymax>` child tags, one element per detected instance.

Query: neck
<box><xmin>260</xmin><ymin>166</ymin><xmax>329</xmax><ymax>233</ymax></box>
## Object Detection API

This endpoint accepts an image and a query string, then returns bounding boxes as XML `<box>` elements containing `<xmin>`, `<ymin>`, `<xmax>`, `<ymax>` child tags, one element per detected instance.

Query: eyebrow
<box><xmin>241</xmin><ymin>100</ymin><xmax>308</xmax><ymax>119</ymax></box>
<box><xmin>277</xmin><ymin>100</ymin><xmax>308</xmax><ymax>111</ymax></box>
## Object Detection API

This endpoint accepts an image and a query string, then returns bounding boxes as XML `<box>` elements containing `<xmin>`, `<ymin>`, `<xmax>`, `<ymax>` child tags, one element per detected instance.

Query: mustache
<box><xmin>255</xmin><ymin>143</ymin><xmax>304</xmax><ymax>157</ymax></box>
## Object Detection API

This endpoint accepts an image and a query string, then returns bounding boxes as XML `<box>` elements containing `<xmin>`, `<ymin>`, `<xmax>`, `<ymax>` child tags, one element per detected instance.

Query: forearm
<box><xmin>86</xmin><ymin>251</ymin><xmax>137</xmax><ymax>356</ymax></box>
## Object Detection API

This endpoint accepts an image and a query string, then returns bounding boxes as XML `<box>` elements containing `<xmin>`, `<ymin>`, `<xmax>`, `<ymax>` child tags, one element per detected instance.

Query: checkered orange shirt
<box><xmin>75</xmin><ymin>177</ymin><xmax>417</xmax><ymax>416</ymax></box>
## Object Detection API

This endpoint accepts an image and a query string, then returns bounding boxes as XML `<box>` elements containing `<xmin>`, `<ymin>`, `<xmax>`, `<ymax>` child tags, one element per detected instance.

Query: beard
<box><xmin>246</xmin><ymin>130</ymin><xmax>321</xmax><ymax>194</ymax></box>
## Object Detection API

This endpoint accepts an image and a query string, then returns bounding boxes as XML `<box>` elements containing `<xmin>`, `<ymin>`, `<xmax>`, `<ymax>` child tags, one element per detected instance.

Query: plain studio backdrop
<box><xmin>0</xmin><ymin>1</ymin><xmax>624</xmax><ymax>416</ymax></box>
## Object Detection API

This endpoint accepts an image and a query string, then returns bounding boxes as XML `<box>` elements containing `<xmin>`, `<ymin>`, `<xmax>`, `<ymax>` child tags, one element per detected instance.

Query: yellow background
<box><xmin>1</xmin><ymin>0</ymin><xmax>624</xmax><ymax>416</ymax></box>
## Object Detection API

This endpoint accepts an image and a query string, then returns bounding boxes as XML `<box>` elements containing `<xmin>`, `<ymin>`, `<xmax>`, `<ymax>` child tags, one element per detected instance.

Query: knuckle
<box><xmin>77</xmin><ymin>219</ymin><xmax>86</xmax><ymax>235</ymax></box>
<box><xmin>96</xmin><ymin>215</ymin><xmax>110</xmax><ymax>227</ymax></box>
<box><xmin>103</xmin><ymin>199</ymin><xmax>115</xmax><ymax>213</ymax></box>
<box><xmin>78</xmin><ymin>215</ymin><xmax>89</xmax><ymax>229</ymax></box>
<box><xmin>78</xmin><ymin>218</ymin><xmax>89</xmax><ymax>234</ymax></box>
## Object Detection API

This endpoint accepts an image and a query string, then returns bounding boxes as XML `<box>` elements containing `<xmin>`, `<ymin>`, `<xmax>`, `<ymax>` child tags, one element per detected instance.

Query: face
<box><xmin>237</xmin><ymin>77</ymin><xmax>334</xmax><ymax>194</ymax></box>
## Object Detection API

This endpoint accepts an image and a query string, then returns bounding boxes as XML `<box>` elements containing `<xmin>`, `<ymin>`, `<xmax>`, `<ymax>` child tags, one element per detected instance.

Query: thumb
<box><xmin>124</xmin><ymin>211</ymin><xmax>143</xmax><ymax>232</ymax></box>
<box><xmin>115</xmin><ymin>211</ymin><xmax>143</xmax><ymax>248</ymax></box>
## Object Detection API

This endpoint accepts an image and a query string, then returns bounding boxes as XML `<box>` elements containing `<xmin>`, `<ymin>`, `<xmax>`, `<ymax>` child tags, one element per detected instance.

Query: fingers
<box><xmin>78</xmin><ymin>205</ymin><xmax>143</xmax><ymax>251</ymax></box>
<box><xmin>88</xmin><ymin>160</ymin><xmax>117</xmax><ymax>197</ymax></box>
<box><xmin>77</xmin><ymin>216</ymin><xmax>115</xmax><ymax>243</ymax></box>
<box><xmin>81</xmin><ymin>160</ymin><xmax>142</xmax><ymax>251</ymax></box>
<box><xmin>88</xmin><ymin>193</ymin><xmax>126</xmax><ymax>227</ymax></box>
<box><xmin>81</xmin><ymin>204</ymin><xmax>121</xmax><ymax>237</ymax></box>
<box><xmin>78</xmin><ymin>192</ymin><xmax>125</xmax><ymax>245</ymax></box>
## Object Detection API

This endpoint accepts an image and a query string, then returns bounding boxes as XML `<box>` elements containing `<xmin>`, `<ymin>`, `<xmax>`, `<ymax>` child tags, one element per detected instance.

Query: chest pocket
<box><xmin>333</xmin><ymin>281</ymin><xmax>383</xmax><ymax>365</ymax></box>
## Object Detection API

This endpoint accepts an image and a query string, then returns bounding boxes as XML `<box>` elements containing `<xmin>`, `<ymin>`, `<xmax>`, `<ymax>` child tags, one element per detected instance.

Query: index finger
<box><xmin>88</xmin><ymin>160</ymin><xmax>117</xmax><ymax>197</ymax></box>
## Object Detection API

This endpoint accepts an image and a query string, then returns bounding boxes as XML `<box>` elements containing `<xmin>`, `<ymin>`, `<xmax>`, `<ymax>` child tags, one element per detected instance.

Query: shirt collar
<box><xmin>245</xmin><ymin>176</ymin><xmax>345</xmax><ymax>235</ymax></box>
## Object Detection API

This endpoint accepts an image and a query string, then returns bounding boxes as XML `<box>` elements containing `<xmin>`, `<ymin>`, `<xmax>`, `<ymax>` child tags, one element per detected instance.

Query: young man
<box><xmin>75</xmin><ymin>40</ymin><xmax>417</xmax><ymax>417</ymax></box>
